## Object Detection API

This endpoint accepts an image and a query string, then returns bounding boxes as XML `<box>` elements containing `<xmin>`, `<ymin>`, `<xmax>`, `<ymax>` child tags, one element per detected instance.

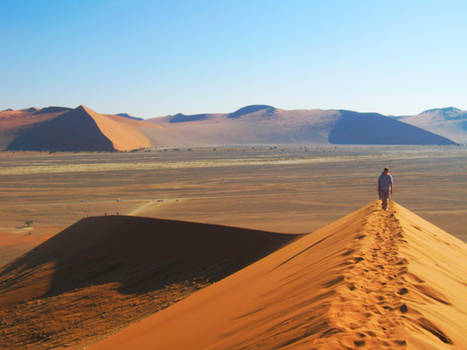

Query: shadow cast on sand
<box><xmin>0</xmin><ymin>216</ymin><xmax>299</xmax><ymax>306</ymax></box>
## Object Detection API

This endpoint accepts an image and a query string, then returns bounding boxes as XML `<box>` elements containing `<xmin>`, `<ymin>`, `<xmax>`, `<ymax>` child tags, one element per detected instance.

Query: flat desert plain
<box><xmin>1</xmin><ymin>145</ymin><xmax>466</xmax><ymax>267</ymax></box>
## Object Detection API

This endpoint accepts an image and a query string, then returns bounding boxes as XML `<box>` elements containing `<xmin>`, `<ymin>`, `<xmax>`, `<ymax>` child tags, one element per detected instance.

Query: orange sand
<box><xmin>90</xmin><ymin>201</ymin><xmax>467</xmax><ymax>349</ymax></box>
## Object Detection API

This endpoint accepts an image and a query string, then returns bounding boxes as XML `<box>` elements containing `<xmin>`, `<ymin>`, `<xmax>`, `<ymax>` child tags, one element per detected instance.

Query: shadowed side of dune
<box><xmin>0</xmin><ymin>108</ymin><xmax>70</xmax><ymax>150</ymax></box>
<box><xmin>329</xmin><ymin>110</ymin><xmax>457</xmax><ymax>145</ymax></box>
<box><xmin>227</xmin><ymin>105</ymin><xmax>276</xmax><ymax>119</ymax></box>
<box><xmin>0</xmin><ymin>216</ymin><xmax>298</xmax><ymax>349</ymax></box>
<box><xmin>0</xmin><ymin>216</ymin><xmax>298</xmax><ymax>307</ymax></box>
<box><xmin>7</xmin><ymin>106</ymin><xmax>115</xmax><ymax>152</ymax></box>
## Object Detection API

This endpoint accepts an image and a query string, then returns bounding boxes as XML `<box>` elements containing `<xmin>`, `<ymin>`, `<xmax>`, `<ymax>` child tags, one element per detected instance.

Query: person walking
<box><xmin>378</xmin><ymin>167</ymin><xmax>393</xmax><ymax>211</ymax></box>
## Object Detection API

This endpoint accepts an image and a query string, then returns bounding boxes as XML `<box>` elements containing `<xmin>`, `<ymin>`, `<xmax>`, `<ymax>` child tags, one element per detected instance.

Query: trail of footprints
<box><xmin>333</xmin><ymin>206</ymin><xmax>411</xmax><ymax>348</ymax></box>
<box><xmin>325</xmin><ymin>206</ymin><xmax>454</xmax><ymax>348</ymax></box>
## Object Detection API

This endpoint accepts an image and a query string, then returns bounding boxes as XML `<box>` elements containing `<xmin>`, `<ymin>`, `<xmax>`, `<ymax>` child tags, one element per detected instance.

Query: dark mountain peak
<box><xmin>228</xmin><ymin>105</ymin><xmax>276</xmax><ymax>119</ymax></box>
<box><xmin>116</xmin><ymin>113</ymin><xmax>143</xmax><ymax>121</ymax></box>
<box><xmin>169</xmin><ymin>113</ymin><xmax>211</xmax><ymax>123</ymax></box>
<box><xmin>2</xmin><ymin>108</ymin><xmax>14</xmax><ymax>112</ymax></box>
<box><xmin>34</xmin><ymin>106</ymin><xmax>72</xmax><ymax>115</ymax></box>
<box><xmin>22</xmin><ymin>107</ymin><xmax>39</xmax><ymax>113</ymax></box>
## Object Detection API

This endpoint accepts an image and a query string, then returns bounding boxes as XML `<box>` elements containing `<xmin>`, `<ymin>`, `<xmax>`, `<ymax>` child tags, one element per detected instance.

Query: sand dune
<box><xmin>90</xmin><ymin>201</ymin><xmax>467</xmax><ymax>349</ymax></box>
<box><xmin>78</xmin><ymin>105</ymin><xmax>154</xmax><ymax>151</ymax></box>
<box><xmin>398</xmin><ymin>107</ymin><xmax>467</xmax><ymax>144</ymax></box>
<box><xmin>147</xmin><ymin>108</ymin><xmax>344</xmax><ymax>145</ymax></box>
<box><xmin>0</xmin><ymin>107</ymin><xmax>67</xmax><ymax>149</ymax></box>
<box><xmin>329</xmin><ymin>110</ymin><xmax>455</xmax><ymax>145</ymax></box>
<box><xmin>146</xmin><ymin>107</ymin><xmax>455</xmax><ymax>146</ymax></box>
<box><xmin>0</xmin><ymin>216</ymin><xmax>296</xmax><ymax>349</ymax></box>
<box><xmin>1</xmin><ymin>105</ymin><xmax>456</xmax><ymax>151</ymax></box>
<box><xmin>6</xmin><ymin>105</ymin><xmax>154</xmax><ymax>152</ymax></box>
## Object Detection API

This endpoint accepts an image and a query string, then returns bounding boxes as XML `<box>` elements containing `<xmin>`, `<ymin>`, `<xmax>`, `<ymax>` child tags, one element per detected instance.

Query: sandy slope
<box><xmin>0</xmin><ymin>216</ymin><xmax>296</xmax><ymax>349</ymax></box>
<box><xmin>79</xmin><ymin>105</ymin><xmax>154</xmax><ymax>151</ymax></box>
<box><xmin>90</xmin><ymin>201</ymin><xmax>467</xmax><ymax>349</ymax></box>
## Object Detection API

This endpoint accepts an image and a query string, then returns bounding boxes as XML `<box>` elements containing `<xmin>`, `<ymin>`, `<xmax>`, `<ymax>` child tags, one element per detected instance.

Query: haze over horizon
<box><xmin>2</xmin><ymin>0</ymin><xmax>467</xmax><ymax>118</ymax></box>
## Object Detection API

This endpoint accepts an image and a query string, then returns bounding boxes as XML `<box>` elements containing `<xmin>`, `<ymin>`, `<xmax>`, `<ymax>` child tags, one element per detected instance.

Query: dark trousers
<box><xmin>379</xmin><ymin>190</ymin><xmax>390</xmax><ymax>209</ymax></box>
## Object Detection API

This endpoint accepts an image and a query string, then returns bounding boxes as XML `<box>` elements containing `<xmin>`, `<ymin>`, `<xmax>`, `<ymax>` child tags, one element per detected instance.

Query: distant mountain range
<box><xmin>0</xmin><ymin>104</ymin><xmax>461</xmax><ymax>152</ymax></box>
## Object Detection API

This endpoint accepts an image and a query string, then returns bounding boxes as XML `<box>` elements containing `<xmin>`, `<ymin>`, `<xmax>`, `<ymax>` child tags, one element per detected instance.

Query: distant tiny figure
<box><xmin>378</xmin><ymin>167</ymin><xmax>393</xmax><ymax>211</ymax></box>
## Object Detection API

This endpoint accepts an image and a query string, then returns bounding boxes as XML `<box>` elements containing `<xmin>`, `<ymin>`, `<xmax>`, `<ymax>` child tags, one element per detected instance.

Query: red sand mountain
<box><xmin>147</xmin><ymin>106</ymin><xmax>456</xmax><ymax>146</ymax></box>
<box><xmin>4</xmin><ymin>105</ymin><xmax>154</xmax><ymax>152</ymax></box>
<box><xmin>91</xmin><ymin>202</ymin><xmax>467</xmax><ymax>350</ymax></box>
<box><xmin>0</xmin><ymin>216</ymin><xmax>297</xmax><ymax>349</ymax></box>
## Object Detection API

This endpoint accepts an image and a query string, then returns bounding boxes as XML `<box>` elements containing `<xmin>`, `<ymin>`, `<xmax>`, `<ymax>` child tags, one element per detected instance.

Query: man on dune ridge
<box><xmin>378</xmin><ymin>167</ymin><xmax>393</xmax><ymax>211</ymax></box>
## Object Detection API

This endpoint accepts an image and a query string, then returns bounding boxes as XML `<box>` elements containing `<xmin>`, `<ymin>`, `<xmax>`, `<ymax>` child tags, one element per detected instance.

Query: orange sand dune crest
<box><xmin>90</xmin><ymin>201</ymin><xmax>467</xmax><ymax>350</ymax></box>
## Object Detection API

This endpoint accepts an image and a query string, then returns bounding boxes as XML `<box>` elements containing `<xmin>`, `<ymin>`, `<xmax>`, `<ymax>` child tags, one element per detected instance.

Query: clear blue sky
<box><xmin>1</xmin><ymin>0</ymin><xmax>466</xmax><ymax>118</ymax></box>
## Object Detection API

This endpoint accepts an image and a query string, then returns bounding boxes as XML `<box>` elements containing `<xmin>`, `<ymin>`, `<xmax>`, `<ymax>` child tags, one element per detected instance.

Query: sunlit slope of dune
<box><xmin>0</xmin><ymin>216</ymin><xmax>297</xmax><ymax>349</ymax></box>
<box><xmin>90</xmin><ymin>201</ymin><xmax>467</xmax><ymax>350</ymax></box>
<box><xmin>80</xmin><ymin>105</ymin><xmax>154</xmax><ymax>151</ymax></box>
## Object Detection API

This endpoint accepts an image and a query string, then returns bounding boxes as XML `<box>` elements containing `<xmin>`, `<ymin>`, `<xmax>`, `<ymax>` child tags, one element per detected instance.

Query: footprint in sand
<box><xmin>354</xmin><ymin>339</ymin><xmax>365</xmax><ymax>347</ymax></box>
<box><xmin>398</xmin><ymin>287</ymin><xmax>408</xmax><ymax>295</ymax></box>
<box><xmin>342</xmin><ymin>249</ymin><xmax>354</xmax><ymax>256</ymax></box>
<box><xmin>393</xmin><ymin>339</ymin><xmax>407</xmax><ymax>346</ymax></box>
<box><xmin>417</xmin><ymin>317</ymin><xmax>453</xmax><ymax>344</ymax></box>
<box><xmin>403</xmin><ymin>272</ymin><xmax>425</xmax><ymax>283</ymax></box>
<box><xmin>399</xmin><ymin>304</ymin><xmax>408</xmax><ymax>313</ymax></box>
<box><xmin>415</xmin><ymin>284</ymin><xmax>451</xmax><ymax>305</ymax></box>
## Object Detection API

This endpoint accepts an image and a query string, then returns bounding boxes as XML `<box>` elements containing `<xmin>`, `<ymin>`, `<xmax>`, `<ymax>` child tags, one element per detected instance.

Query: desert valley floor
<box><xmin>1</xmin><ymin>145</ymin><xmax>466</xmax><ymax>267</ymax></box>
<box><xmin>0</xmin><ymin>145</ymin><xmax>466</xmax><ymax>349</ymax></box>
